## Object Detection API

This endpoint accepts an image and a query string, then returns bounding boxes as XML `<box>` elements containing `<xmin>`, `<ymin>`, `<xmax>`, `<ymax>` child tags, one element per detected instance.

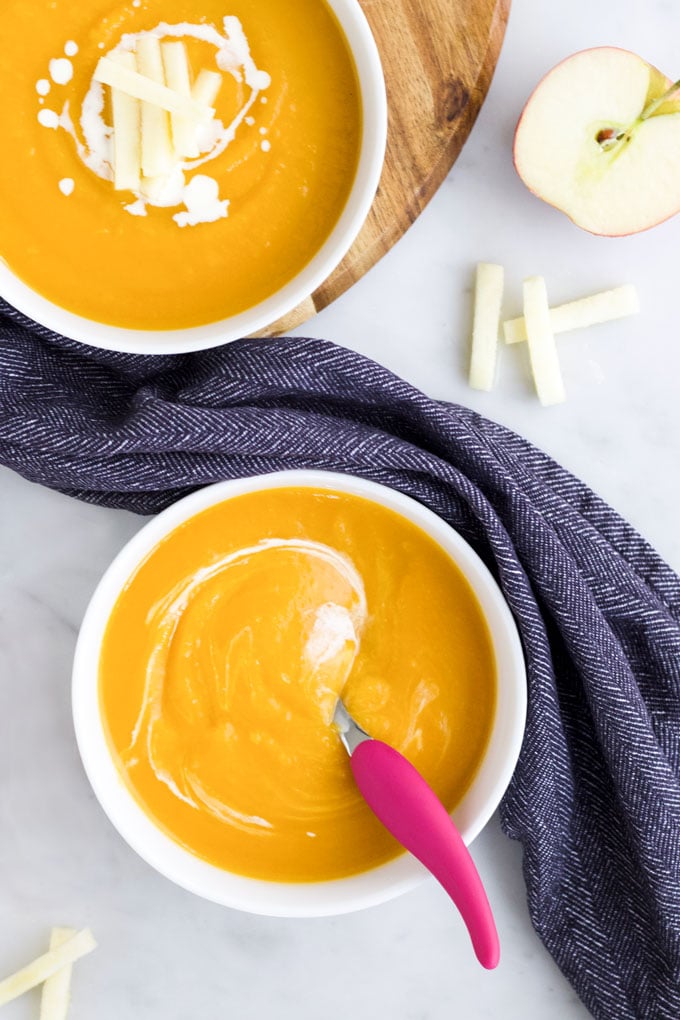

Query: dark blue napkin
<box><xmin>1</xmin><ymin>302</ymin><xmax>679</xmax><ymax>1020</ymax></box>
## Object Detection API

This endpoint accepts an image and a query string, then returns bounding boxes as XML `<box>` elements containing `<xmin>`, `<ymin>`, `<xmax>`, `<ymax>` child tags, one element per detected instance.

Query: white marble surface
<box><xmin>1</xmin><ymin>1</ymin><xmax>679</xmax><ymax>1016</ymax></box>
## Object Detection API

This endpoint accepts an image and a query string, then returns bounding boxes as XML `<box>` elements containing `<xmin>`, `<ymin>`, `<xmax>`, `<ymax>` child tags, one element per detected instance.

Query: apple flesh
<box><xmin>513</xmin><ymin>47</ymin><xmax>680</xmax><ymax>236</ymax></box>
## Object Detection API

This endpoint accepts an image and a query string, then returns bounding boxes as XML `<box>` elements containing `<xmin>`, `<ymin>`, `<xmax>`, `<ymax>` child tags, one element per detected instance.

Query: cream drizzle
<box><xmin>38</xmin><ymin>17</ymin><xmax>272</xmax><ymax>225</ymax></box>
<box><xmin>125</xmin><ymin>539</ymin><xmax>367</xmax><ymax>834</ymax></box>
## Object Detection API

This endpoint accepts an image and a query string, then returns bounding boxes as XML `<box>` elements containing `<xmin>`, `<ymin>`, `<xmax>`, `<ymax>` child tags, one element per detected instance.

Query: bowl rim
<box><xmin>0</xmin><ymin>0</ymin><xmax>387</xmax><ymax>354</ymax></box>
<box><xmin>72</xmin><ymin>470</ymin><xmax>527</xmax><ymax>917</ymax></box>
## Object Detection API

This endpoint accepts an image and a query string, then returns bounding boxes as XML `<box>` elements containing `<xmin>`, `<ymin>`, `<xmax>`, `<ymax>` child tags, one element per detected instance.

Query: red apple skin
<box><xmin>512</xmin><ymin>46</ymin><xmax>680</xmax><ymax>237</ymax></box>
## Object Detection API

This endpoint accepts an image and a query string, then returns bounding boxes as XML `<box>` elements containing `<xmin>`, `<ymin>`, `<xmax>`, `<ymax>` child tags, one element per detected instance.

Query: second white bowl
<box><xmin>72</xmin><ymin>470</ymin><xmax>526</xmax><ymax>917</ymax></box>
<box><xmin>0</xmin><ymin>0</ymin><xmax>387</xmax><ymax>354</ymax></box>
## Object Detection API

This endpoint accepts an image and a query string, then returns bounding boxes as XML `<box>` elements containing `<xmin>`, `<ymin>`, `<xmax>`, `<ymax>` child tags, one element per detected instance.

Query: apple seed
<box><xmin>595</xmin><ymin>127</ymin><xmax>622</xmax><ymax>149</ymax></box>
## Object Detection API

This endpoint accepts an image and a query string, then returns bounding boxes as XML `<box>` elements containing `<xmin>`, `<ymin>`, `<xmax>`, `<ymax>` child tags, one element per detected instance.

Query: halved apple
<box><xmin>513</xmin><ymin>47</ymin><xmax>680</xmax><ymax>235</ymax></box>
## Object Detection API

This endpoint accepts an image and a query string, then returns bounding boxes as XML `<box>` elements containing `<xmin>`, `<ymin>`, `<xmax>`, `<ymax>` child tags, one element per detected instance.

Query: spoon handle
<box><xmin>350</xmin><ymin>738</ymin><xmax>500</xmax><ymax>969</ymax></box>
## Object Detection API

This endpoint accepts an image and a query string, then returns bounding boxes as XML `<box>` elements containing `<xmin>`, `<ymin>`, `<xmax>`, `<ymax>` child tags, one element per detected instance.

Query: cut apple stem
<box><xmin>597</xmin><ymin>77</ymin><xmax>680</xmax><ymax>151</ymax></box>
<box><xmin>640</xmin><ymin>78</ymin><xmax>680</xmax><ymax>120</ymax></box>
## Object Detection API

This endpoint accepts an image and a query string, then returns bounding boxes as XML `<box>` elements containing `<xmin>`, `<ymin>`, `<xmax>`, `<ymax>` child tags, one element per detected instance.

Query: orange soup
<box><xmin>99</xmin><ymin>488</ymin><xmax>497</xmax><ymax>883</ymax></box>
<box><xmin>0</xmin><ymin>1</ymin><xmax>361</xmax><ymax>328</ymax></box>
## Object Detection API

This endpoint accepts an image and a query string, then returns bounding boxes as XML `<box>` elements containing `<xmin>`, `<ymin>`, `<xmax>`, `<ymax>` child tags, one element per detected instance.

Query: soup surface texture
<box><xmin>99</xmin><ymin>488</ymin><xmax>497</xmax><ymax>882</ymax></box>
<box><xmin>0</xmin><ymin>0</ymin><xmax>361</xmax><ymax>328</ymax></box>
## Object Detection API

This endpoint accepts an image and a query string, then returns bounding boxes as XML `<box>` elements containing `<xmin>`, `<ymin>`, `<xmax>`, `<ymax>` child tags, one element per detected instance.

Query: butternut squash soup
<box><xmin>98</xmin><ymin>487</ymin><xmax>497</xmax><ymax>883</ymax></box>
<box><xmin>0</xmin><ymin>1</ymin><xmax>361</xmax><ymax>329</ymax></box>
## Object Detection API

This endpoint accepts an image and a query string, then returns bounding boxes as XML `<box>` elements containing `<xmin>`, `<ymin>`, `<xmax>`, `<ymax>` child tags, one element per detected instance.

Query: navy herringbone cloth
<box><xmin>1</xmin><ymin>303</ymin><xmax>679</xmax><ymax>1019</ymax></box>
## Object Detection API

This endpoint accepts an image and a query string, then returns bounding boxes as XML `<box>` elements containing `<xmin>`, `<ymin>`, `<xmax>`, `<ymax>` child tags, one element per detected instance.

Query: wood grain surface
<box><xmin>258</xmin><ymin>0</ymin><xmax>511</xmax><ymax>336</ymax></box>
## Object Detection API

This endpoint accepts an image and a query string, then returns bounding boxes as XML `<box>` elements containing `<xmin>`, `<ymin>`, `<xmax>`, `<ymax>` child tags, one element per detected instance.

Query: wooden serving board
<box><xmin>259</xmin><ymin>0</ymin><xmax>510</xmax><ymax>336</ymax></box>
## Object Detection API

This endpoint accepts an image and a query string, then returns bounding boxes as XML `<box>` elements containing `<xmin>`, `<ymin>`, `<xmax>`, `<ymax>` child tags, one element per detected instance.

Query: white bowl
<box><xmin>72</xmin><ymin>471</ymin><xmax>526</xmax><ymax>917</ymax></box>
<box><xmin>0</xmin><ymin>1</ymin><xmax>386</xmax><ymax>354</ymax></box>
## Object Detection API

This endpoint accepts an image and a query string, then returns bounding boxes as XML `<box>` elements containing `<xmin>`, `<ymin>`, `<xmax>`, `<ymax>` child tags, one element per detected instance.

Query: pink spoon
<box><xmin>333</xmin><ymin>699</ymin><xmax>500</xmax><ymax>969</ymax></box>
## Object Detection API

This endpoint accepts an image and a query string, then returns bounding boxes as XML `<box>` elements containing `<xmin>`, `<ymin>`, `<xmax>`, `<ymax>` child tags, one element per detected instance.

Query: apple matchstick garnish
<box><xmin>513</xmin><ymin>47</ymin><xmax>680</xmax><ymax>236</ymax></box>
